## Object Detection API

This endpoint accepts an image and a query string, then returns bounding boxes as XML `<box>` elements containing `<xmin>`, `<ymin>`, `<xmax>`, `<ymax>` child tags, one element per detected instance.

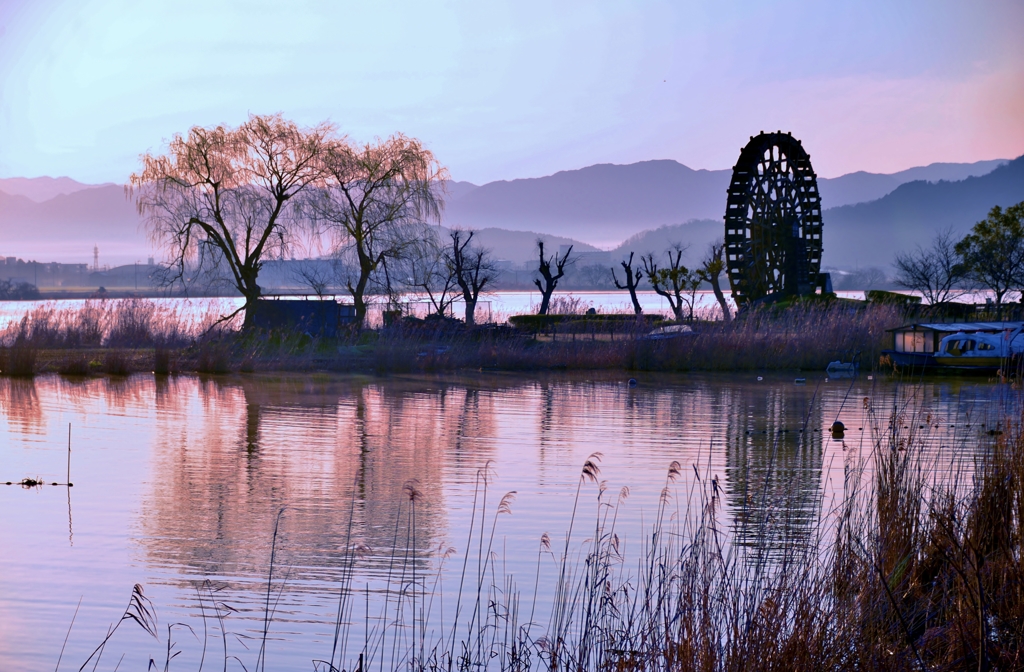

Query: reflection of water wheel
<box><xmin>724</xmin><ymin>131</ymin><xmax>824</xmax><ymax>305</ymax></box>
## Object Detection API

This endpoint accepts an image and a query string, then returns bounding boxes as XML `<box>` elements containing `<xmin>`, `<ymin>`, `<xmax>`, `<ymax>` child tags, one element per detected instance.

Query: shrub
<box><xmin>103</xmin><ymin>351</ymin><xmax>131</xmax><ymax>376</ymax></box>
<box><xmin>57</xmin><ymin>354</ymin><xmax>91</xmax><ymax>376</ymax></box>
<box><xmin>195</xmin><ymin>340</ymin><xmax>232</xmax><ymax>374</ymax></box>
<box><xmin>153</xmin><ymin>347</ymin><xmax>172</xmax><ymax>375</ymax></box>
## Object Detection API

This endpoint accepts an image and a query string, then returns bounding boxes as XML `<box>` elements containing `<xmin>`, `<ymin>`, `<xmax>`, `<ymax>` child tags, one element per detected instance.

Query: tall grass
<box><xmin>0</xmin><ymin>298</ymin><xmax>227</xmax><ymax>349</ymax></box>
<box><xmin>2</xmin><ymin>299</ymin><xmax>904</xmax><ymax>374</ymax></box>
<box><xmin>75</xmin><ymin>388</ymin><xmax>1024</xmax><ymax>670</ymax></box>
<box><xmin>369</xmin><ymin>302</ymin><xmax>903</xmax><ymax>373</ymax></box>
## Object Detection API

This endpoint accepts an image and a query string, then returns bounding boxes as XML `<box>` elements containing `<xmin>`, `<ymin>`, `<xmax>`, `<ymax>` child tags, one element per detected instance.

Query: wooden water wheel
<box><xmin>724</xmin><ymin>132</ymin><xmax>824</xmax><ymax>305</ymax></box>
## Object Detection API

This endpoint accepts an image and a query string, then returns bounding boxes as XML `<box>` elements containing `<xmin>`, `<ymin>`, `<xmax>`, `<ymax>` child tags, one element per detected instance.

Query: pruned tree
<box><xmin>642</xmin><ymin>245</ymin><xmax>700</xmax><ymax>321</ymax></box>
<box><xmin>955</xmin><ymin>202</ymin><xmax>1024</xmax><ymax>312</ymax></box>
<box><xmin>893</xmin><ymin>228</ymin><xmax>969</xmax><ymax>305</ymax></box>
<box><xmin>534</xmin><ymin>241</ymin><xmax>573</xmax><ymax>315</ymax></box>
<box><xmin>447</xmin><ymin>229</ymin><xmax>497</xmax><ymax>326</ymax></box>
<box><xmin>130</xmin><ymin>114</ymin><xmax>334</xmax><ymax>327</ymax></box>
<box><xmin>611</xmin><ymin>252</ymin><xmax>643</xmax><ymax>315</ymax></box>
<box><xmin>697</xmin><ymin>240</ymin><xmax>731</xmax><ymax>322</ymax></box>
<box><xmin>306</xmin><ymin>134</ymin><xmax>447</xmax><ymax>325</ymax></box>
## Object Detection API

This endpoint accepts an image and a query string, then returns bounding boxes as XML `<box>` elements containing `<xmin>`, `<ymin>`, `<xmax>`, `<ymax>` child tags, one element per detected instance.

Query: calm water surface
<box><xmin>0</xmin><ymin>371</ymin><xmax>1016</xmax><ymax>670</ymax></box>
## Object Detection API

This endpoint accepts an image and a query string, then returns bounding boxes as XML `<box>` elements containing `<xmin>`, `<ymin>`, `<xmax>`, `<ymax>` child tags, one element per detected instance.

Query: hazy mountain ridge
<box><xmin>0</xmin><ymin>176</ymin><xmax>116</xmax><ymax>202</ymax></box>
<box><xmin>0</xmin><ymin>185</ymin><xmax>145</xmax><ymax>263</ymax></box>
<box><xmin>599</xmin><ymin>156</ymin><xmax>1024</xmax><ymax>270</ymax></box>
<box><xmin>0</xmin><ymin>157</ymin><xmax>1018</xmax><ymax>269</ymax></box>
<box><xmin>443</xmin><ymin>160</ymin><xmax>727</xmax><ymax>245</ymax></box>
<box><xmin>823</xmin><ymin>156</ymin><xmax>1024</xmax><ymax>268</ymax></box>
<box><xmin>441</xmin><ymin>157</ymin><xmax>1010</xmax><ymax>245</ymax></box>
<box><xmin>818</xmin><ymin>159</ymin><xmax>1008</xmax><ymax>208</ymax></box>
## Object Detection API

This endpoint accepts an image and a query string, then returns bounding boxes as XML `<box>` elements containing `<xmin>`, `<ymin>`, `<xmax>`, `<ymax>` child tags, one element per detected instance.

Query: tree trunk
<box><xmin>465</xmin><ymin>298</ymin><xmax>477</xmax><ymax>326</ymax></box>
<box><xmin>240</xmin><ymin>277</ymin><xmax>261</xmax><ymax>330</ymax></box>
<box><xmin>242</xmin><ymin>296</ymin><xmax>258</xmax><ymax>329</ymax></box>
<box><xmin>709</xmin><ymin>272</ymin><xmax>731</xmax><ymax>322</ymax></box>
<box><xmin>351</xmin><ymin>271</ymin><xmax>371</xmax><ymax>326</ymax></box>
<box><xmin>627</xmin><ymin>286</ymin><xmax>642</xmax><ymax>315</ymax></box>
<box><xmin>538</xmin><ymin>287</ymin><xmax>554</xmax><ymax>315</ymax></box>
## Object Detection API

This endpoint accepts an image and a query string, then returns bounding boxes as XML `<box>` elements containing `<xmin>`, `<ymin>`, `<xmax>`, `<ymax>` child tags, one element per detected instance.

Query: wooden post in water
<box><xmin>67</xmin><ymin>423</ymin><xmax>72</xmax><ymax>487</ymax></box>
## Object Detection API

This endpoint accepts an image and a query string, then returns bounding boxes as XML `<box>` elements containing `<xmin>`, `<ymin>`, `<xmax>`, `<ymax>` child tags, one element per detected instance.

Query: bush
<box><xmin>154</xmin><ymin>347</ymin><xmax>172</xmax><ymax>375</ymax></box>
<box><xmin>2</xmin><ymin>343</ymin><xmax>36</xmax><ymax>377</ymax></box>
<box><xmin>57</xmin><ymin>354</ymin><xmax>91</xmax><ymax>376</ymax></box>
<box><xmin>103</xmin><ymin>351</ymin><xmax>131</xmax><ymax>376</ymax></box>
<box><xmin>0</xmin><ymin>280</ymin><xmax>40</xmax><ymax>300</ymax></box>
<box><xmin>196</xmin><ymin>340</ymin><xmax>232</xmax><ymax>374</ymax></box>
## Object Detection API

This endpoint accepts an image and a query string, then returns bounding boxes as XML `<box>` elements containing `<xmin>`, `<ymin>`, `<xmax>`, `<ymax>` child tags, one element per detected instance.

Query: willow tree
<box><xmin>307</xmin><ymin>135</ymin><xmax>447</xmax><ymax>324</ymax></box>
<box><xmin>130</xmin><ymin>114</ymin><xmax>334</xmax><ymax>326</ymax></box>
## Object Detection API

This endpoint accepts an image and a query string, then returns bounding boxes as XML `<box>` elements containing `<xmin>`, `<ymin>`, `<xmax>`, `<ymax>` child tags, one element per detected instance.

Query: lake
<box><xmin>0</xmin><ymin>371</ymin><xmax>1014</xmax><ymax>671</ymax></box>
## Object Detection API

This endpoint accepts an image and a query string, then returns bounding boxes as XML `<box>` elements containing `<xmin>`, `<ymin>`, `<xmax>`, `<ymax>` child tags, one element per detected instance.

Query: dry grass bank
<box><xmin>0</xmin><ymin>300</ymin><xmax>904</xmax><ymax>376</ymax></box>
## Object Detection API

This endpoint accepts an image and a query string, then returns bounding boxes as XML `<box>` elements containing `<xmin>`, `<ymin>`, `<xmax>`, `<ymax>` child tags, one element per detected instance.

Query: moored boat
<box><xmin>934</xmin><ymin>326</ymin><xmax>1024</xmax><ymax>371</ymax></box>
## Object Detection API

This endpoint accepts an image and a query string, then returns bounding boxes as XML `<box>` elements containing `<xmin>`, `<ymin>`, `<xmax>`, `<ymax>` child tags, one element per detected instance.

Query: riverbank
<box><xmin>0</xmin><ymin>300</ymin><xmax>904</xmax><ymax>376</ymax></box>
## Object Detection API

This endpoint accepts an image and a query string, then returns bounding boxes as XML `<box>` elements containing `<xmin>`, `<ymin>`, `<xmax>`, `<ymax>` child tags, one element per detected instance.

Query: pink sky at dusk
<box><xmin>0</xmin><ymin>0</ymin><xmax>1021</xmax><ymax>184</ymax></box>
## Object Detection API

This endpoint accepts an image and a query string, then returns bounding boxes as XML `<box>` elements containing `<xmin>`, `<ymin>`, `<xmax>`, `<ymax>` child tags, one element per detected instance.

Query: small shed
<box><xmin>250</xmin><ymin>299</ymin><xmax>357</xmax><ymax>337</ymax></box>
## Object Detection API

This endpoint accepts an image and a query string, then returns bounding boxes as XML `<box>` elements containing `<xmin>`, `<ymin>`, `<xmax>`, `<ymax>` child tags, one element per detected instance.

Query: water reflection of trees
<box><xmin>141</xmin><ymin>376</ymin><xmax>499</xmax><ymax>586</ymax></box>
<box><xmin>523</xmin><ymin>376</ymin><xmax>828</xmax><ymax>553</ymax></box>
<box><xmin>0</xmin><ymin>378</ymin><xmax>44</xmax><ymax>434</ymax></box>
<box><xmin>720</xmin><ymin>384</ymin><xmax>825</xmax><ymax>552</ymax></box>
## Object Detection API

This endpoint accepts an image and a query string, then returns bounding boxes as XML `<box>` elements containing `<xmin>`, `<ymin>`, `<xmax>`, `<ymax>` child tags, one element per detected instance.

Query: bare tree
<box><xmin>893</xmin><ymin>228</ymin><xmax>969</xmax><ymax>305</ymax></box>
<box><xmin>575</xmin><ymin>264</ymin><xmax>615</xmax><ymax>289</ymax></box>
<box><xmin>611</xmin><ymin>252</ymin><xmax>644</xmax><ymax>315</ymax></box>
<box><xmin>836</xmin><ymin>266</ymin><xmax>889</xmax><ymax>291</ymax></box>
<box><xmin>642</xmin><ymin>245</ymin><xmax>700</xmax><ymax>321</ymax></box>
<box><xmin>291</xmin><ymin>259</ymin><xmax>338</xmax><ymax>299</ymax></box>
<box><xmin>406</xmin><ymin>230</ymin><xmax>460</xmax><ymax>318</ymax></box>
<box><xmin>447</xmin><ymin>229</ymin><xmax>497</xmax><ymax>326</ymax></box>
<box><xmin>697</xmin><ymin>240</ymin><xmax>731</xmax><ymax>321</ymax></box>
<box><xmin>130</xmin><ymin>114</ymin><xmax>333</xmax><ymax>327</ymax></box>
<box><xmin>534</xmin><ymin>241</ymin><xmax>573</xmax><ymax>315</ymax></box>
<box><xmin>307</xmin><ymin>134</ymin><xmax>447</xmax><ymax>325</ymax></box>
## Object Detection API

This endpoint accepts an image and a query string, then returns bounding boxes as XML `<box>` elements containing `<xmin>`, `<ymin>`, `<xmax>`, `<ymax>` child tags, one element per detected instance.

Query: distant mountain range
<box><xmin>441</xmin><ymin>158</ymin><xmax>1010</xmax><ymax>246</ymax></box>
<box><xmin>0</xmin><ymin>176</ymin><xmax>115</xmax><ymax>202</ymax></box>
<box><xmin>604</xmin><ymin>156</ymin><xmax>1024</xmax><ymax>269</ymax></box>
<box><xmin>0</xmin><ymin>156</ymin><xmax>1020</xmax><ymax>271</ymax></box>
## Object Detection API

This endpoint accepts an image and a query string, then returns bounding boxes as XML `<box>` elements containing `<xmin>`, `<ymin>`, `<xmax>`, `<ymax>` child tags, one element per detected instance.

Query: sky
<box><xmin>0</xmin><ymin>0</ymin><xmax>1022</xmax><ymax>185</ymax></box>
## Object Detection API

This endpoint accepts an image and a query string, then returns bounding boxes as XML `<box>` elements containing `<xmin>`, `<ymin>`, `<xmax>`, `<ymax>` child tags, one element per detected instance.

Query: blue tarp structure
<box><xmin>250</xmin><ymin>299</ymin><xmax>356</xmax><ymax>336</ymax></box>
